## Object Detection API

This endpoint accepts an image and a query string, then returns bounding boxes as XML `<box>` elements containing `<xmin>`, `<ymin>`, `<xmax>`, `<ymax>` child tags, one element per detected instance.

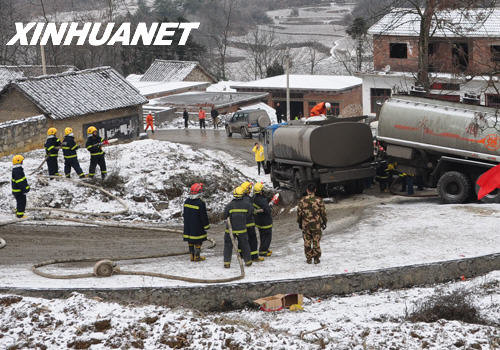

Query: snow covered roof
<box><xmin>0</xmin><ymin>67</ymin><xmax>148</xmax><ymax>120</ymax></box>
<box><xmin>368</xmin><ymin>8</ymin><xmax>500</xmax><ymax>37</ymax></box>
<box><xmin>0</xmin><ymin>65</ymin><xmax>77</xmax><ymax>91</ymax></box>
<box><xmin>130</xmin><ymin>81</ymin><xmax>210</xmax><ymax>97</ymax></box>
<box><xmin>206</xmin><ymin>81</ymin><xmax>241</xmax><ymax>93</ymax></box>
<box><xmin>140</xmin><ymin>59</ymin><xmax>216</xmax><ymax>83</ymax></box>
<box><xmin>148</xmin><ymin>91</ymin><xmax>269</xmax><ymax>109</ymax></box>
<box><xmin>231</xmin><ymin>75</ymin><xmax>362</xmax><ymax>92</ymax></box>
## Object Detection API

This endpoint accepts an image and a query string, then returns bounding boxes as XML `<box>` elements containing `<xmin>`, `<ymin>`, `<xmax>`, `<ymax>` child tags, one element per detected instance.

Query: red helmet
<box><xmin>190</xmin><ymin>183</ymin><xmax>203</xmax><ymax>194</ymax></box>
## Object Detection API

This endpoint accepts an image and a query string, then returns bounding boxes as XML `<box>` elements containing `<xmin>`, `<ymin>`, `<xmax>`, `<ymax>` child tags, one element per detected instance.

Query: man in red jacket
<box><xmin>198</xmin><ymin>107</ymin><xmax>206</xmax><ymax>130</ymax></box>
<box><xmin>145</xmin><ymin>113</ymin><xmax>154</xmax><ymax>133</ymax></box>
<box><xmin>309</xmin><ymin>102</ymin><xmax>332</xmax><ymax>117</ymax></box>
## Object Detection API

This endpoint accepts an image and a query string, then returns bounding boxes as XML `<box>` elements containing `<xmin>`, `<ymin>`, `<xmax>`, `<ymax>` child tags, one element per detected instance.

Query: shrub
<box><xmin>406</xmin><ymin>288</ymin><xmax>487</xmax><ymax>325</ymax></box>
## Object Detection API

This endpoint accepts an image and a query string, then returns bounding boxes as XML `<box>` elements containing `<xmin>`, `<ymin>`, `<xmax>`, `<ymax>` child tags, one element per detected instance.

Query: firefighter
<box><xmin>62</xmin><ymin>127</ymin><xmax>85</xmax><ymax>178</ymax></box>
<box><xmin>241</xmin><ymin>181</ymin><xmax>264</xmax><ymax>262</ymax></box>
<box><xmin>11</xmin><ymin>155</ymin><xmax>30</xmax><ymax>219</ymax></box>
<box><xmin>183</xmin><ymin>183</ymin><xmax>210</xmax><ymax>262</ymax></box>
<box><xmin>44</xmin><ymin>127</ymin><xmax>61</xmax><ymax>176</ymax></box>
<box><xmin>86</xmin><ymin>126</ymin><xmax>107</xmax><ymax>179</ymax></box>
<box><xmin>223</xmin><ymin>186</ymin><xmax>253</xmax><ymax>268</ymax></box>
<box><xmin>145</xmin><ymin>113</ymin><xmax>154</xmax><ymax>134</ymax></box>
<box><xmin>253</xmin><ymin>182</ymin><xmax>273</xmax><ymax>257</ymax></box>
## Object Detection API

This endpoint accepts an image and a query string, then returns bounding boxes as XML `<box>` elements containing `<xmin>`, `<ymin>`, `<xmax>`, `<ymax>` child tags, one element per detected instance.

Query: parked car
<box><xmin>225</xmin><ymin>109</ymin><xmax>271</xmax><ymax>138</ymax></box>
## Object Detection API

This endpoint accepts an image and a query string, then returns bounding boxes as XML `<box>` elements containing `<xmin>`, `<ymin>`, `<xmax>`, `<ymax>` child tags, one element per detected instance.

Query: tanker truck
<box><xmin>263</xmin><ymin>118</ymin><xmax>376</xmax><ymax>197</ymax></box>
<box><xmin>377</xmin><ymin>95</ymin><xmax>500</xmax><ymax>203</ymax></box>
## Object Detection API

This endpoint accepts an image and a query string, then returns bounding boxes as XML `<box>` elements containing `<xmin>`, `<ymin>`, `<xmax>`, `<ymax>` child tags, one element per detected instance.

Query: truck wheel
<box><xmin>225</xmin><ymin>126</ymin><xmax>232</xmax><ymax>137</ymax></box>
<box><xmin>241</xmin><ymin>127</ymin><xmax>250</xmax><ymax>138</ymax></box>
<box><xmin>475</xmin><ymin>183</ymin><xmax>500</xmax><ymax>203</ymax></box>
<box><xmin>437</xmin><ymin>171</ymin><xmax>471</xmax><ymax>204</ymax></box>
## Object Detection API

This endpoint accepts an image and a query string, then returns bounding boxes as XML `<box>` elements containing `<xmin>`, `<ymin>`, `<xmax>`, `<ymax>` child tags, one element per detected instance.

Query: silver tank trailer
<box><xmin>378</xmin><ymin>96</ymin><xmax>500</xmax><ymax>163</ymax></box>
<box><xmin>273</xmin><ymin>122</ymin><xmax>373</xmax><ymax>168</ymax></box>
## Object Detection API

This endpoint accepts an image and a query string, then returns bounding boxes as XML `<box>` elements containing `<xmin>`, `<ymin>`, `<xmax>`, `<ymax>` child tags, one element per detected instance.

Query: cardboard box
<box><xmin>254</xmin><ymin>294</ymin><xmax>303</xmax><ymax>311</ymax></box>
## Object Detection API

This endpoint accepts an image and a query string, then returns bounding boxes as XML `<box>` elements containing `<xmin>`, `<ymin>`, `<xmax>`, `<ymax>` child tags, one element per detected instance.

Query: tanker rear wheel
<box><xmin>437</xmin><ymin>171</ymin><xmax>471</xmax><ymax>204</ymax></box>
<box><xmin>475</xmin><ymin>183</ymin><xmax>500</xmax><ymax>203</ymax></box>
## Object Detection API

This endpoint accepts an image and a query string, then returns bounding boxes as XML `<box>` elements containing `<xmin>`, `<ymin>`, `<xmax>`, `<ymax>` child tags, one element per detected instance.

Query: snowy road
<box><xmin>152</xmin><ymin>129</ymin><xmax>258</xmax><ymax>166</ymax></box>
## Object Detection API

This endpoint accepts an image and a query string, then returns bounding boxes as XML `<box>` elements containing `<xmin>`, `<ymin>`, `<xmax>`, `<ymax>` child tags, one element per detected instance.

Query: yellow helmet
<box><xmin>233</xmin><ymin>186</ymin><xmax>245</xmax><ymax>198</ymax></box>
<box><xmin>12</xmin><ymin>154</ymin><xmax>24</xmax><ymax>165</ymax></box>
<box><xmin>64</xmin><ymin>127</ymin><xmax>73</xmax><ymax>135</ymax></box>
<box><xmin>47</xmin><ymin>127</ymin><xmax>57</xmax><ymax>136</ymax></box>
<box><xmin>253</xmin><ymin>182</ymin><xmax>264</xmax><ymax>193</ymax></box>
<box><xmin>241</xmin><ymin>181</ymin><xmax>252</xmax><ymax>193</ymax></box>
<box><xmin>87</xmin><ymin>126</ymin><xmax>97</xmax><ymax>134</ymax></box>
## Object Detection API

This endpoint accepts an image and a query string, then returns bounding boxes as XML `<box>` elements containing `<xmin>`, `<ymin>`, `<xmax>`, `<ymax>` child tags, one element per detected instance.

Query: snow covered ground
<box><xmin>2</xmin><ymin>194</ymin><xmax>500</xmax><ymax>289</ymax></box>
<box><xmin>0</xmin><ymin>271</ymin><xmax>498</xmax><ymax>349</ymax></box>
<box><xmin>0</xmin><ymin>139</ymin><xmax>269</xmax><ymax>224</ymax></box>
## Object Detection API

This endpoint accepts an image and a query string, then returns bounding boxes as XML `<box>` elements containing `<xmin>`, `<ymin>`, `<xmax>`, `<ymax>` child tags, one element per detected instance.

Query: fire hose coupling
<box><xmin>93</xmin><ymin>259</ymin><xmax>118</xmax><ymax>277</ymax></box>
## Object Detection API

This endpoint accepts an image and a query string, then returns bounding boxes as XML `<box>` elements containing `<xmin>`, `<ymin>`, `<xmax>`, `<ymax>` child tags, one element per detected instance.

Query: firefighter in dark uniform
<box><xmin>223</xmin><ymin>186</ymin><xmax>253</xmax><ymax>268</ymax></box>
<box><xmin>241</xmin><ymin>181</ymin><xmax>264</xmax><ymax>262</ymax></box>
<box><xmin>62</xmin><ymin>127</ymin><xmax>85</xmax><ymax>178</ymax></box>
<box><xmin>253</xmin><ymin>182</ymin><xmax>273</xmax><ymax>257</ymax></box>
<box><xmin>183</xmin><ymin>183</ymin><xmax>210</xmax><ymax>262</ymax></box>
<box><xmin>85</xmin><ymin>126</ymin><xmax>107</xmax><ymax>179</ymax></box>
<box><xmin>11</xmin><ymin>155</ymin><xmax>30</xmax><ymax>219</ymax></box>
<box><xmin>44</xmin><ymin>127</ymin><xmax>61</xmax><ymax>176</ymax></box>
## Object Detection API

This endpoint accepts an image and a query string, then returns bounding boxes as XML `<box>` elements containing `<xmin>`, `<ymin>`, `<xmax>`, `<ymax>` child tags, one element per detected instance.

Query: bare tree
<box><xmin>243</xmin><ymin>27</ymin><xmax>286</xmax><ymax>79</ymax></box>
<box><xmin>306</xmin><ymin>45</ymin><xmax>329</xmax><ymax>74</ymax></box>
<box><xmin>204</xmin><ymin>0</ymin><xmax>239</xmax><ymax>80</ymax></box>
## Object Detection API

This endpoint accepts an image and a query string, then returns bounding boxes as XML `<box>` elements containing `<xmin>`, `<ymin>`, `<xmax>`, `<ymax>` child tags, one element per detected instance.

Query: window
<box><xmin>452</xmin><ymin>42</ymin><xmax>469</xmax><ymax>71</ymax></box>
<box><xmin>491</xmin><ymin>46</ymin><xmax>500</xmax><ymax>62</ymax></box>
<box><xmin>487</xmin><ymin>94</ymin><xmax>500</xmax><ymax>108</ymax></box>
<box><xmin>330</xmin><ymin>102</ymin><xmax>340</xmax><ymax>116</ymax></box>
<box><xmin>428</xmin><ymin>42</ymin><xmax>437</xmax><ymax>55</ymax></box>
<box><xmin>389</xmin><ymin>43</ymin><xmax>407</xmax><ymax>59</ymax></box>
<box><xmin>371</xmin><ymin>88</ymin><xmax>391</xmax><ymax>113</ymax></box>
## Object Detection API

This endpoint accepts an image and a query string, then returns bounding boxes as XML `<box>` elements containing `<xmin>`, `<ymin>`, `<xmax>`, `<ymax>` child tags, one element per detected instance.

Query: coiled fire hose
<box><xmin>32</xmin><ymin>219</ymin><xmax>244</xmax><ymax>283</ymax></box>
<box><xmin>3</xmin><ymin>175</ymin><xmax>245</xmax><ymax>283</ymax></box>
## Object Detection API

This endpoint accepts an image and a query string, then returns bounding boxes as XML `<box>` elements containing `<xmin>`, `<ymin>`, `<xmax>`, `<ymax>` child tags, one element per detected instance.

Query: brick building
<box><xmin>231</xmin><ymin>75</ymin><xmax>362</xmax><ymax>119</ymax></box>
<box><xmin>0</xmin><ymin>67</ymin><xmax>147</xmax><ymax>145</ymax></box>
<box><xmin>360</xmin><ymin>8</ymin><xmax>500</xmax><ymax>116</ymax></box>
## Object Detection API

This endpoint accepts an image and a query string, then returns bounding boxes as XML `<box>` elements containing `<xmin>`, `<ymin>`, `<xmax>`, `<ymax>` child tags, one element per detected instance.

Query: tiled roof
<box><xmin>1</xmin><ymin>67</ymin><xmax>148</xmax><ymax>120</ymax></box>
<box><xmin>0</xmin><ymin>65</ymin><xmax>76</xmax><ymax>91</ymax></box>
<box><xmin>368</xmin><ymin>8</ymin><xmax>500</xmax><ymax>37</ymax></box>
<box><xmin>140</xmin><ymin>59</ymin><xmax>215</xmax><ymax>82</ymax></box>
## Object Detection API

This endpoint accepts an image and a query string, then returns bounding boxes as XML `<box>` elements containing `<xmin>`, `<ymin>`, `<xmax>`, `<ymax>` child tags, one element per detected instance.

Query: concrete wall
<box><xmin>0</xmin><ymin>115</ymin><xmax>47</xmax><ymax>157</ymax></box>
<box><xmin>2</xmin><ymin>252</ymin><xmax>498</xmax><ymax>311</ymax></box>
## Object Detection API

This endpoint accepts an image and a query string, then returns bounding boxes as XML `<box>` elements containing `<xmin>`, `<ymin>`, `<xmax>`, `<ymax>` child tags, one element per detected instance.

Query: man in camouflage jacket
<box><xmin>297</xmin><ymin>183</ymin><xmax>327</xmax><ymax>264</ymax></box>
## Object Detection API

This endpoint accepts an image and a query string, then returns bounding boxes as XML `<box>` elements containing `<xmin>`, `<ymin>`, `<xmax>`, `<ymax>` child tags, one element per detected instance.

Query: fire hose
<box><xmin>1</xmin><ymin>175</ymin><xmax>245</xmax><ymax>283</ymax></box>
<box><xmin>31</xmin><ymin>219</ymin><xmax>244</xmax><ymax>284</ymax></box>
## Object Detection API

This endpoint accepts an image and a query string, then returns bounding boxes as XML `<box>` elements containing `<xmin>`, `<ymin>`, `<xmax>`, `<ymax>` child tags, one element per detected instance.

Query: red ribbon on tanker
<box><xmin>272</xmin><ymin>122</ymin><xmax>374</xmax><ymax>168</ymax></box>
<box><xmin>377</xmin><ymin>95</ymin><xmax>500</xmax><ymax>163</ymax></box>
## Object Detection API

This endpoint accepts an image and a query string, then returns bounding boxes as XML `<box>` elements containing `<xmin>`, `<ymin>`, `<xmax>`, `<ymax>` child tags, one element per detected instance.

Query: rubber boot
<box><xmin>245</xmin><ymin>261</ymin><xmax>253</xmax><ymax>267</ymax></box>
<box><xmin>194</xmin><ymin>245</ymin><xmax>205</xmax><ymax>262</ymax></box>
<box><xmin>224</xmin><ymin>262</ymin><xmax>230</xmax><ymax>269</ymax></box>
<box><xmin>189</xmin><ymin>244</ymin><xmax>195</xmax><ymax>262</ymax></box>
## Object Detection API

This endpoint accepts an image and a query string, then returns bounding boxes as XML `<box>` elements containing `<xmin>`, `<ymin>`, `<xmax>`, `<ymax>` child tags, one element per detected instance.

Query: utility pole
<box><xmin>40</xmin><ymin>45</ymin><xmax>47</xmax><ymax>75</ymax></box>
<box><xmin>286</xmin><ymin>54</ymin><xmax>290</xmax><ymax>122</ymax></box>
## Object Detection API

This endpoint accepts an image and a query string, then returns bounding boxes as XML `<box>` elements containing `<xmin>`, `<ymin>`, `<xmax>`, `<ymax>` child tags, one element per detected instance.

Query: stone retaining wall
<box><xmin>0</xmin><ymin>115</ymin><xmax>47</xmax><ymax>157</ymax></box>
<box><xmin>1</xmin><ymin>252</ymin><xmax>499</xmax><ymax>311</ymax></box>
